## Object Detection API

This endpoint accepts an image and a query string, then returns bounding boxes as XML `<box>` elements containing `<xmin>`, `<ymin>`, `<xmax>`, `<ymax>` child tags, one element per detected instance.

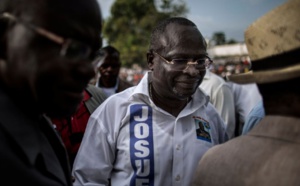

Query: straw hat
<box><xmin>227</xmin><ymin>0</ymin><xmax>300</xmax><ymax>84</ymax></box>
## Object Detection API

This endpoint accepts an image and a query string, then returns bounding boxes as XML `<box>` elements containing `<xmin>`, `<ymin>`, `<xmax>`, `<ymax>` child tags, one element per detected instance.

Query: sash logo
<box><xmin>130</xmin><ymin>104</ymin><xmax>154</xmax><ymax>186</ymax></box>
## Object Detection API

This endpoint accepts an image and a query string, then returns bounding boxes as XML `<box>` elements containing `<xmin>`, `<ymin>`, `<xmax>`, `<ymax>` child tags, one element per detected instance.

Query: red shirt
<box><xmin>51</xmin><ymin>90</ymin><xmax>91</xmax><ymax>166</ymax></box>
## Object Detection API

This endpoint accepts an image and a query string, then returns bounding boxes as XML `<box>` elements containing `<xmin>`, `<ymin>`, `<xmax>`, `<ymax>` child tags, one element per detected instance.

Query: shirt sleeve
<box><xmin>211</xmin><ymin>83</ymin><xmax>236</xmax><ymax>139</ymax></box>
<box><xmin>242</xmin><ymin>100</ymin><xmax>265</xmax><ymax>135</ymax></box>
<box><xmin>72</xmin><ymin>108</ymin><xmax>115</xmax><ymax>186</ymax></box>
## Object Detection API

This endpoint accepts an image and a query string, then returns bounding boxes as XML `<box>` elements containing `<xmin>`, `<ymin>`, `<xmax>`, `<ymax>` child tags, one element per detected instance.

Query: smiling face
<box><xmin>1</xmin><ymin>0</ymin><xmax>102</xmax><ymax>118</ymax></box>
<box><xmin>148</xmin><ymin>23</ymin><xmax>207</xmax><ymax>100</ymax></box>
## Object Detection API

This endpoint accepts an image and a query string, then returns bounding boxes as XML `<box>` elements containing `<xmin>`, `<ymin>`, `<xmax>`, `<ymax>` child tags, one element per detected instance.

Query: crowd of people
<box><xmin>1</xmin><ymin>0</ymin><xmax>299</xmax><ymax>185</ymax></box>
<box><xmin>211</xmin><ymin>60</ymin><xmax>251</xmax><ymax>79</ymax></box>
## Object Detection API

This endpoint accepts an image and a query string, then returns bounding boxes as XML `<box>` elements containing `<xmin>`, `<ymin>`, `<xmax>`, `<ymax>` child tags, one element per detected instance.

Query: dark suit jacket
<box><xmin>0</xmin><ymin>88</ymin><xmax>72</xmax><ymax>186</ymax></box>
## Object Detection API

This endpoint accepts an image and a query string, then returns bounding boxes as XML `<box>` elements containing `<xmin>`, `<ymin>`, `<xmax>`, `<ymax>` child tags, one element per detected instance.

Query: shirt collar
<box><xmin>128</xmin><ymin>71</ymin><xmax>151</xmax><ymax>102</ymax></box>
<box><xmin>203</xmin><ymin>69</ymin><xmax>211</xmax><ymax>80</ymax></box>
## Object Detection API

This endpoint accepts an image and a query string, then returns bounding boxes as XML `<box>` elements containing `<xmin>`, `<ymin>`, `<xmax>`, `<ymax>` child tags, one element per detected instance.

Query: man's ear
<box><xmin>146</xmin><ymin>51</ymin><xmax>154</xmax><ymax>71</ymax></box>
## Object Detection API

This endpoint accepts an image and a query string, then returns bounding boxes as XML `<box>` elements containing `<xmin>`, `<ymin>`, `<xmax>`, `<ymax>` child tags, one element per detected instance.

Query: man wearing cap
<box><xmin>191</xmin><ymin>0</ymin><xmax>300</xmax><ymax>185</ymax></box>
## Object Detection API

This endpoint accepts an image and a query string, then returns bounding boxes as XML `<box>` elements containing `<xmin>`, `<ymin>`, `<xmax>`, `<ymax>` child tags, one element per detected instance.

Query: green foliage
<box><xmin>103</xmin><ymin>0</ymin><xmax>188</xmax><ymax>68</ymax></box>
<box><xmin>211</xmin><ymin>32</ymin><xmax>226</xmax><ymax>46</ymax></box>
<box><xmin>210</xmin><ymin>32</ymin><xmax>238</xmax><ymax>46</ymax></box>
<box><xmin>227</xmin><ymin>39</ymin><xmax>238</xmax><ymax>44</ymax></box>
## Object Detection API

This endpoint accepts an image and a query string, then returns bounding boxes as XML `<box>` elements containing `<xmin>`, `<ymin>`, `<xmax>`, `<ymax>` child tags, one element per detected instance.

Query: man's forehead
<box><xmin>25</xmin><ymin>1</ymin><xmax>100</xmax><ymax>26</ymax></box>
<box><xmin>21</xmin><ymin>1</ymin><xmax>102</xmax><ymax>48</ymax></box>
<box><xmin>158</xmin><ymin>24</ymin><xmax>203</xmax><ymax>50</ymax></box>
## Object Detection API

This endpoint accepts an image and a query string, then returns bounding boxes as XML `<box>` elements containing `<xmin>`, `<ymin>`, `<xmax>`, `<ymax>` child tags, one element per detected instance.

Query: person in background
<box><xmin>200</xmin><ymin>69</ymin><xmax>236</xmax><ymax>139</ymax></box>
<box><xmin>72</xmin><ymin>17</ymin><xmax>227</xmax><ymax>186</ymax></box>
<box><xmin>192</xmin><ymin>0</ymin><xmax>300</xmax><ymax>185</ymax></box>
<box><xmin>94</xmin><ymin>45</ymin><xmax>133</xmax><ymax>97</ymax></box>
<box><xmin>227</xmin><ymin>81</ymin><xmax>262</xmax><ymax>136</ymax></box>
<box><xmin>242</xmin><ymin>99</ymin><xmax>265</xmax><ymax>134</ymax></box>
<box><xmin>51</xmin><ymin>84</ymin><xmax>107</xmax><ymax>170</ymax></box>
<box><xmin>0</xmin><ymin>0</ymin><xmax>102</xmax><ymax>185</ymax></box>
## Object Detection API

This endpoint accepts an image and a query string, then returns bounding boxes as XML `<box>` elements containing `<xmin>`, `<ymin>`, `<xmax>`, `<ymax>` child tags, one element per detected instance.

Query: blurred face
<box><xmin>2</xmin><ymin>10</ymin><xmax>101</xmax><ymax>118</ymax></box>
<box><xmin>98</xmin><ymin>54</ymin><xmax>121</xmax><ymax>85</ymax></box>
<box><xmin>149</xmin><ymin>23</ymin><xmax>207</xmax><ymax>100</ymax></box>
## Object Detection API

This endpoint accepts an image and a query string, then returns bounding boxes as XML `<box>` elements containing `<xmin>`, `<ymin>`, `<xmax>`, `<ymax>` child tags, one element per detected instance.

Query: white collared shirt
<box><xmin>73</xmin><ymin>71</ymin><xmax>227</xmax><ymax>186</ymax></box>
<box><xmin>200</xmin><ymin>69</ymin><xmax>236</xmax><ymax>138</ymax></box>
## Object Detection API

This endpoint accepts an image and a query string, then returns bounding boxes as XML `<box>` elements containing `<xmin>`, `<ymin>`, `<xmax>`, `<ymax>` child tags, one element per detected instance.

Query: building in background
<box><xmin>207</xmin><ymin>42</ymin><xmax>251</xmax><ymax>79</ymax></box>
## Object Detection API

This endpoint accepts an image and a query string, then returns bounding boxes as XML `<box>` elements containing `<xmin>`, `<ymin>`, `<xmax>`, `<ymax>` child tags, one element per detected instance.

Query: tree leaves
<box><xmin>102</xmin><ymin>0</ymin><xmax>188</xmax><ymax>68</ymax></box>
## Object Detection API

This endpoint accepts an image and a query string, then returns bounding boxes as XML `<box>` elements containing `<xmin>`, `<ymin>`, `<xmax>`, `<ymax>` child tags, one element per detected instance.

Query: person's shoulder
<box><xmin>90</xmin><ymin>89</ymin><xmax>134</xmax><ymax>123</ymax></box>
<box><xmin>102</xmin><ymin>88</ymin><xmax>133</xmax><ymax>106</ymax></box>
<box><xmin>209</xmin><ymin>71</ymin><xmax>226</xmax><ymax>83</ymax></box>
<box><xmin>86</xmin><ymin>84</ymin><xmax>107</xmax><ymax>100</ymax></box>
<box><xmin>247</xmin><ymin>100</ymin><xmax>265</xmax><ymax>118</ymax></box>
<box><xmin>205</xmin><ymin>135</ymin><xmax>248</xmax><ymax>155</ymax></box>
<box><xmin>203</xmin><ymin>102</ymin><xmax>227</xmax><ymax>126</ymax></box>
<box><xmin>86</xmin><ymin>84</ymin><xmax>104</xmax><ymax>94</ymax></box>
<box><xmin>202</xmin><ymin>71</ymin><xmax>228</xmax><ymax>90</ymax></box>
<box><xmin>205</xmin><ymin>102</ymin><xmax>221</xmax><ymax>115</ymax></box>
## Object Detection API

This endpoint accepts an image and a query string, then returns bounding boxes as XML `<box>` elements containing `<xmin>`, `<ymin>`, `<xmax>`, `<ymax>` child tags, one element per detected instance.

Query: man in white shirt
<box><xmin>200</xmin><ymin>69</ymin><xmax>236</xmax><ymax>138</ymax></box>
<box><xmin>227</xmin><ymin>82</ymin><xmax>262</xmax><ymax>135</ymax></box>
<box><xmin>72</xmin><ymin>17</ymin><xmax>228</xmax><ymax>186</ymax></box>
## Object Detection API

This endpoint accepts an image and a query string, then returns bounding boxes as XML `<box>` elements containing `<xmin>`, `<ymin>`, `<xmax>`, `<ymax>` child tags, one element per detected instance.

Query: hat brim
<box><xmin>227</xmin><ymin>63</ymin><xmax>300</xmax><ymax>84</ymax></box>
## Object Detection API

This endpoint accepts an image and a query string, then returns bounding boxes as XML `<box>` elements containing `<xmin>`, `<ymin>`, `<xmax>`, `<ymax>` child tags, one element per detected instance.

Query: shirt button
<box><xmin>175</xmin><ymin>175</ymin><xmax>181</xmax><ymax>181</ymax></box>
<box><xmin>176</xmin><ymin>144</ymin><xmax>181</xmax><ymax>150</ymax></box>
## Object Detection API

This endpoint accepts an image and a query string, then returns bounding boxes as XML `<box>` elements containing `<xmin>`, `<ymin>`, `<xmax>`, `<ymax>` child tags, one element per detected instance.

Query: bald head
<box><xmin>149</xmin><ymin>17</ymin><xmax>206</xmax><ymax>53</ymax></box>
